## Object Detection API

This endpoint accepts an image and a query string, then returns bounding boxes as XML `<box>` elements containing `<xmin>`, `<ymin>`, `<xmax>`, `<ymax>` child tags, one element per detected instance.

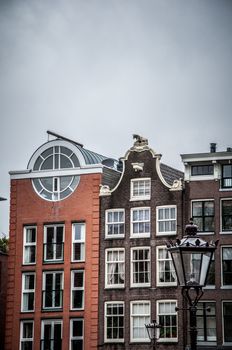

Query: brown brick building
<box><xmin>181</xmin><ymin>143</ymin><xmax>232</xmax><ymax>350</ymax></box>
<box><xmin>99</xmin><ymin>136</ymin><xmax>185</xmax><ymax>350</ymax></box>
<box><xmin>5</xmin><ymin>132</ymin><xmax>120</xmax><ymax>350</ymax></box>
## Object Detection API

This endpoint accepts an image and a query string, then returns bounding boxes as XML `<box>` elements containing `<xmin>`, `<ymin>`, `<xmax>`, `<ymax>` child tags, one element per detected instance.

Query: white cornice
<box><xmin>9</xmin><ymin>164</ymin><xmax>104</xmax><ymax>179</ymax></box>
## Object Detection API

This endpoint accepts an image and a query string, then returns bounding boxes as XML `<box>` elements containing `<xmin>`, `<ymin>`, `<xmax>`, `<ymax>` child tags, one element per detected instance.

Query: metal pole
<box><xmin>189</xmin><ymin>305</ymin><xmax>197</xmax><ymax>350</ymax></box>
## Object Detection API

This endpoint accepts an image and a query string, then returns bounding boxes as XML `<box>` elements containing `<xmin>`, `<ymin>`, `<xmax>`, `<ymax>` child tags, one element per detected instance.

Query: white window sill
<box><xmin>130</xmin><ymin>234</ymin><xmax>150</xmax><ymax>238</ymax></box>
<box><xmin>197</xmin><ymin>232</ymin><xmax>215</xmax><ymax>235</ymax></box>
<box><xmin>157</xmin><ymin>339</ymin><xmax>178</xmax><ymax>343</ymax></box>
<box><xmin>220</xmin><ymin>231</ymin><xmax>232</xmax><ymax>235</ymax></box>
<box><xmin>156</xmin><ymin>232</ymin><xmax>176</xmax><ymax>236</ymax></box>
<box><xmin>105</xmin><ymin>285</ymin><xmax>125</xmax><ymax>289</ymax></box>
<box><xmin>221</xmin><ymin>286</ymin><xmax>232</xmax><ymax>289</ymax></box>
<box><xmin>203</xmin><ymin>285</ymin><xmax>215</xmax><ymax>289</ymax></box>
<box><xmin>157</xmin><ymin>283</ymin><xmax>177</xmax><ymax>287</ymax></box>
<box><xmin>130</xmin><ymin>339</ymin><xmax>150</xmax><ymax>343</ymax></box>
<box><xmin>131</xmin><ymin>284</ymin><xmax>151</xmax><ymax>288</ymax></box>
<box><xmin>105</xmin><ymin>235</ymin><xmax>125</xmax><ymax>239</ymax></box>
<box><xmin>130</xmin><ymin>197</ymin><xmax>151</xmax><ymax>201</ymax></box>
<box><xmin>220</xmin><ymin>188</ymin><xmax>232</xmax><ymax>191</ymax></box>
<box><xmin>104</xmin><ymin>339</ymin><xmax>124</xmax><ymax>343</ymax></box>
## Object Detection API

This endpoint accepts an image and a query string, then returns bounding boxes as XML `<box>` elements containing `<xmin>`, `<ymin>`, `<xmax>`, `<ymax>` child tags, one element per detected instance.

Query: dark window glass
<box><xmin>222</xmin><ymin>165</ymin><xmax>232</xmax><ymax>188</ymax></box>
<box><xmin>222</xmin><ymin>201</ymin><xmax>232</xmax><ymax>231</ymax></box>
<box><xmin>224</xmin><ymin>303</ymin><xmax>232</xmax><ymax>342</ymax></box>
<box><xmin>192</xmin><ymin>201</ymin><xmax>214</xmax><ymax>232</ymax></box>
<box><xmin>222</xmin><ymin>247</ymin><xmax>232</xmax><ymax>285</ymax></box>
<box><xmin>197</xmin><ymin>302</ymin><xmax>216</xmax><ymax>342</ymax></box>
<box><xmin>191</xmin><ymin>165</ymin><xmax>214</xmax><ymax>176</ymax></box>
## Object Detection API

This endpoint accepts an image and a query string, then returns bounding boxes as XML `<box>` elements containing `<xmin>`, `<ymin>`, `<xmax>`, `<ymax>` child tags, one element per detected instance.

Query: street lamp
<box><xmin>166</xmin><ymin>219</ymin><xmax>218</xmax><ymax>350</ymax></box>
<box><xmin>145</xmin><ymin>320</ymin><xmax>162</xmax><ymax>349</ymax></box>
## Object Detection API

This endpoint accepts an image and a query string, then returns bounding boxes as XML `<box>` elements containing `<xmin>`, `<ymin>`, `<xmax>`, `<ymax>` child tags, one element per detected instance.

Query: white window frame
<box><xmin>156</xmin><ymin>300</ymin><xmax>178</xmax><ymax>343</ymax></box>
<box><xmin>191</xmin><ymin>199</ymin><xmax>215</xmax><ymax>235</ymax></box>
<box><xmin>44</xmin><ymin>224</ymin><xmax>64</xmax><ymax>262</ymax></box>
<box><xmin>130</xmin><ymin>207</ymin><xmax>150</xmax><ymax>238</ymax></box>
<box><xmin>72</xmin><ymin>223</ymin><xmax>86</xmax><ymax>262</ymax></box>
<box><xmin>21</xmin><ymin>272</ymin><xmax>35</xmax><ymax>312</ymax></box>
<box><xmin>105</xmin><ymin>248</ymin><xmax>125</xmax><ymax>288</ymax></box>
<box><xmin>42</xmin><ymin>271</ymin><xmax>64</xmax><ymax>310</ymax></box>
<box><xmin>222</xmin><ymin>300</ymin><xmax>232</xmax><ymax>345</ymax></box>
<box><xmin>221</xmin><ymin>246</ymin><xmax>232</xmax><ymax>288</ymax></box>
<box><xmin>71</xmin><ymin>270</ymin><xmax>85</xmax><ymax>310</ymax></box>
<box><xmin>23</xmin><ymin>226</ymin><xmax>37</xmax><ymax>265</ymax></box>
<box><xmin>105</xmin><ymin>209</ymin><xmax>125</xmax><ymax>238</ymax></box>
<box><xmin>130</xmin><ymin>300</ymin><xmax>150</xmax><ymax>343</ymax></box>
<box><xmin>220</xmin><ymin>199</ymin><xmax>232</xmax><ymax>234</ymax></box>
<box><xmin>70</xmin><ymin>319</ymin><xmax>84</xmax><ymax>350</ymax></box>
<box><xmin>130</xmin><ymin>178</ymin><xmax>151</xmax><ymax>201</ymax></box>
<box><xmin>156</xmin><ymin>205</ymin><xmax>177</xmax><ymax>236</ymax></box>
<box><xmin>156</xmin><ymin>246</ymin><xmax>177</xmax><ymax>287</ymax></box>
<box><xmin>20</xmin><ymin>320</ymin><xmax>34</xmax><ymax>350</ymax></box>
<box><xmin>131</xmin><ymin>247</ymin><xmax>151</xmax><ymax>288</ymax></box>
<box><xmin>104</xmin><ymin>301</ymin><xmax>124</xmax><ymax>343</ymax></box>
<box><xmin>41</xmin><ymin>319</ymin><xmax>63</xmax><ymax>350</ymax></box>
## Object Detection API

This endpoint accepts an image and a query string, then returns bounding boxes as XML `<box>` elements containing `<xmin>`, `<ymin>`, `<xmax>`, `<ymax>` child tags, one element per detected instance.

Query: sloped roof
<box><xmin>160</xmin><ymin>163</ymin><xmax>184</xmax><ymax>186</ymax></box>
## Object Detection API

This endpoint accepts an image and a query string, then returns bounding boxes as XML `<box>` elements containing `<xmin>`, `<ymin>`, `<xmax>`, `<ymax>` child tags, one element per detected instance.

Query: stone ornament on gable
<box><xmin>99</xmin><ymin>184</ymin><xmax>111</xmax><ymax>196</ymax></box>
<box><xmin>170</xmin><ymin>178</ymin><xmax>183</xmax><ymax>191</ymax></box>
<box><xmin>131</xmin><ymin>134</ymin><xmax>150</xmax><ymax>152</ymax></box>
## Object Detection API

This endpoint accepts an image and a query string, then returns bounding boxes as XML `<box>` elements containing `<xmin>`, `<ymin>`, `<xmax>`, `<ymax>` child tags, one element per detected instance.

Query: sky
<box><xmin>0</xmin><ymin>0</ymin><xmax>232</xmax><ymax>235</ymax></box>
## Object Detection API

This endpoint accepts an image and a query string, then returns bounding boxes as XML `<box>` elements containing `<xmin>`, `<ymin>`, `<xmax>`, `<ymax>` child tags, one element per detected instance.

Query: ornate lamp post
<box><xmin>166</xmin><ymin>220</ymin><xmax>218</xmax><ymax>350</ymax></box>
<box><xmin>145</xmin><ymin>320</ymin><xmax>162</xmax><ymax>349</ymax></box>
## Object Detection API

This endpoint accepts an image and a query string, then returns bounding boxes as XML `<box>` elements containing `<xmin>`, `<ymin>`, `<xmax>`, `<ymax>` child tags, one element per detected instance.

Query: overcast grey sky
<box><xmin>1</xmin><ymin>0</ymin><xmax>232</xmax><ymax>235</ymax></box>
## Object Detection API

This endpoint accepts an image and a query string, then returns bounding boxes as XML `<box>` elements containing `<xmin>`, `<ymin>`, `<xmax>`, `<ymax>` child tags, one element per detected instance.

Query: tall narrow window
<box><xmin>131</xmin><ymin>178</ymin><xmax>151</xmax><ymax>200</ymax></box>
<box><xmin>41</xmin><ymin>320</ymin><xmax>62</xmax><ymax>350</ymax></box>
<box><xmin>23</xmin><ymin>226</ymin><xmax>36</xmax><ymax>264</ymax></box>
<box><xmin>192</xmin><ymin>201</ymin><xmax>214</xmax><ymax>232</ymax></box>
<box><xmin>20</xmin><ymin>321</ymin><xmax>34</xmax><ymax>350</ymax></box>
<box><xmin>71</xmin><ymin>270</ymin><xmax>84</xmax><ymax>310</ymax></box>
<box><xmin>72</xmin><ymin>223</ymin><xmax>85</xmax><ymax>262</ymax></box>
<box><xmin>131</xmin><ymin>247</ymin><xmax>150</xmax><ymax>287</ymax></box>
<box><xmin>44</xmin><ymin>225</ymin><xmax>64</xmax><ymax>262</ymax></box>
<box><xmin>156</xmin><ymin>247</ymin><xmax>177</xmax><ymax>286</ymax></box>
<box><xmin>131</xmin><ymin>207</ymin><xmax>150</xmax><ymax>237</ymax></box>
<box><xmin>222</xmin><ymin>164</ymin><xmax>232</xmax><ymax>188</ymax></box>
<box><xmin>105</xmin><ymin>302</ymin><xmax>124</xmax><ymax>342</ymax></box>
<box><xmin>130</xmin><ymin>301</ymin><xmax>150</xmax><ymax>342</ymax></box>
<box><xmin>222</xmin><ymin>247</ymin><xmax>232</xmax><ymax>286</ymax></box>
<box><xmin>157</xmin><ymin>300</ymin><xmax>178</xmax><ymax>342</ymax></box>
<box><xmin>70</xmin><ymin>319</ymin><xmax>84</xmax><ymax>350</ymax></box>
<box><xmin>197</xmin><ymin>302</ymin><xmax>216</xmax><ymax>343</ymax></box>
<box><xmin>105</xmin><ymin>209</ymin><xmax>125</xmax><ymax>238</ymax></box>
<box><xmin>206</xmin><ymin>254</ymin><xmax>215</xmax><ymax>286</ymax></box>
<box><xmin>221</xmin><ymin>200</ymin><xmax>232</xmax><ymax>232</ymax></box>
<box><xmin>105</xmin><ymin>249</ymin><xmax>125</xmax><ymax>288</ymax></box>
<box><xmin>223</xmin><ymin>302</ymin><xmax>232</xmax><ymax>343</ymax></box>
<box><xmin>42</xmin><ymin>271</ymin><xmax>63</xmax><ymax>309</ymax></box>
<box><xmin>21</xmin><ymin>273</ymin><xmax>35</xmax><ymax>312</ymax></box>
<box><xmin>157</xmin><ymin>206</ymin><xmax>176</xmax><ymax>235</ymax></box>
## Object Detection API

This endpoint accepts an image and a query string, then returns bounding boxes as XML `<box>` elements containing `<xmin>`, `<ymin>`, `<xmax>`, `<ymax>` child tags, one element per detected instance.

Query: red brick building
<box><xmin>5</xmin><ymin>132</ymin><xmax>120</xmax><ymax>350</ymax></box>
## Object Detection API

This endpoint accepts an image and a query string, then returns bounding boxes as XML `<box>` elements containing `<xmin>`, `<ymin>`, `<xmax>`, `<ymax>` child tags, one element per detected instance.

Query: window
<box><xmin>130</xmin><ymin>301</ymin><xmax>150</xmax><ymax>342</ymax></box>
<box><xmin>221</xmin><ymin>200</ymin><xmax>232</xmax><ymax>232</ymax></box>
<box><xmin>20</xmin><ymin>320</ymin><xmax>34</xmax><ymax>350</ymax></box>
<box><xmin>105</xmin><ymin>209</ymin><xmax>125</xmax><ymax>238</ymax></box>
<box><xmin>21</xmin><ymin>273</ymin><xmax>35</xmax><ymax>312</ymax></box>
<box><xmin>105</xmin><ymin>249</ymin><xmax>125</xmax><ymax>288</ymax></box>
<box><xmin>131</xmin><ymin>247</ymin><xmax>150</xmax><ymax>287</ymax></box>
<box><xmin>157</xmin><ymin>300</ymin><xmax>177</xmax><ymax>342</ymax></box>
<box><xmin>131</xmin><ymin>207</ymin><xmax>150</xmax><ymax>237</ymax></box>
<box><xmin>156</xmin><ymin>246</ymin><xmax>177</xmax><ymax>286</ymax></box>
<box><xmin>191</xmin><ymin>165</ymin><xmax>214</xmax><ymax>176</ymax></box>
<box><xmin>223</xmin><ymin>302</ymin><xmax>232</xmax><ymax>343</ymax></box>
<box><xmin>131</xmin><ymin>178</ymin><xmax>151</xmax><ymax>200</ymax></box>
<box><xmin>222</xmin><ymin>247</ymin><xmax>232</xmax><ymax>286</ymax></box>
<box><xmin>206</xmin><ymin>254</ymin><xmax>215</xmax><ymax>286</ymax></box>
<box><xmin>32</xmin><ymin>144</ymin><xmax>80</xmax><ymax>201</ymax></box>
<box><xmin>156</xmin><ymin>206</ymin><xmax>176</xmax><ymax>235</ymax></box>
<box><xmin>44</xmin><ymin>225</ymin><xmax>64</xmax><ymax>262</ymax></box>
<box><xmin>70</xmin><ymin>319</ymin><xmax>84</xmax><ymax>350</ymax></box>
<box><xmin>72</xmin><ymin>223</ymin><xmax>85</xmax><ymax>262</ymax></box>
<box><xmin>71</xmin><ymin>270</ymin><xmax>84</xmax><ymax>310</ymax></box>
<box><xmin>41</xmin><ymin>320</ymin><xmax>62</xmax><ymax>350</ymax></box>
<box><xmin>192</xmin><ymin>201</ymin><xmax>214</xmax><ymax>232</ymax></box>
<box><xmin>42</xmin><ymin>271</ymin><xmax>63</xmax><ymax>309</ymax></box>
<box><xmin>197</xmin><ymin>302</ymin><xmax>216</xmax><ymax>343</ymax></box>
<box><xmin>105</xmin><ymin>302</ymin><xmax>124</xmax><ymax>342</ymax></box>
<box><xmin>222</xmin><ymin>164</ymin><xmax>232</xmax><ymax>188</ymax></box>
<box><xmin>23</xmin><ymin>226</ymin><xmax>36</xmax><ymax>264</ymax></box>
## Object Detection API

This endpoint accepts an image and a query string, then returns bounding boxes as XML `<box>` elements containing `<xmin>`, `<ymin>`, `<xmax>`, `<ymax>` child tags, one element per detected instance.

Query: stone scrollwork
<box><xmin>170</xmin><ymin>178</ymin><xmax>183</xmax><ymax>191</ymax></box>
<box><xmin>99</xmin><ymin>184</ymin><xmax>111</xmax><ymax>196</ymax></box>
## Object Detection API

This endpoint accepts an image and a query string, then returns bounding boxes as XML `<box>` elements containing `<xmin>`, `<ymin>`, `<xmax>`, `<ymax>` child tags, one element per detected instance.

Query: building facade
<box><xmin>182</xmin><ymin>143</ymin><xmax>232</xmax><ymax>350</ymax></box>
<box><xmin>5</xmin><ymin>132</ymin><xmax>120</xmax><ymax>350</ymax></box>
<box><xmin>99</xmin><ymin>136</ymin><xmax>185</xmax><ymax>350</ymax></box>
<box><xmin>0</xmin><ymin>251</ymin><xmax>8</xmax><ymax>350</ymax></box>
